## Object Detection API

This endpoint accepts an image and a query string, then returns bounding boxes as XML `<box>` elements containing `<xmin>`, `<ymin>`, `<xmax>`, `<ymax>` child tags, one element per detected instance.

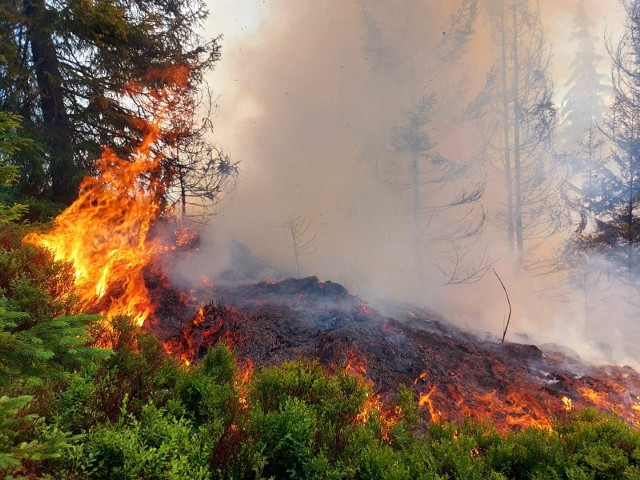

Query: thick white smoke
<box><xmin>186</xmin><ymin>0</ymin><xmax>637</xmax><ymax>367</ymax></box>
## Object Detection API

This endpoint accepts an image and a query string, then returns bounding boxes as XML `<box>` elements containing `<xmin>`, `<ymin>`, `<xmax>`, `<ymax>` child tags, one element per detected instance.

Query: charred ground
<box><xmin>146</xmin><ymin>271</ymin><xmax>640</xmax><ymax>430</ymax></box>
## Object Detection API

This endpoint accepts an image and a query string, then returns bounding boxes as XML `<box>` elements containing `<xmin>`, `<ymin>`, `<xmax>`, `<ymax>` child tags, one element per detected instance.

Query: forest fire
<box><xmin>20</xmin><ymin>131</ymin><xmax>640</xmax><ymax>433</ymax></box>
<box><xmin>148</xmin><ymin>275</ymin><xmax>640</xmax><ymax>433</ymax></box>
<box><xmin>23</xmin><ymin>65</ymin><xmax>196</xmax><ymax>327</ymax></box>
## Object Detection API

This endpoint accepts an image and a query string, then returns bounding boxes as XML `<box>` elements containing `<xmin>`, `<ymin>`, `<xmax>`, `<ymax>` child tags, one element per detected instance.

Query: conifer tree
<box><xmin>0</xmin><ymin>1</ymin><xmax>220</xmax><ymax>203</ymax></box>
<box><xmin>559</xmin><ymin>3</ymin><xmax>609</xmax><ymax>151</ymax></box>
<box><xmin>573</xmin><ymin>0</ymin><xmax>640</xmax><ymax>276</ymax></box>
<box><xmin>358</xmin><ymin>1</ymin><xmax>488</xmax><ymax>284</ymax></box>
<box><xmin>476</xmin><ymin>0</ymin><xmax>564</xmax><ymax>269</ymax></box>
<box><xmin>0</xmin><ymin>112</ymin><xmax>28</xmax><ymax>224</ymax></box>
<box><xmin>0</xmin><ymin>111</ymin><xmax>109</xmax><ymax>471</ymax></box>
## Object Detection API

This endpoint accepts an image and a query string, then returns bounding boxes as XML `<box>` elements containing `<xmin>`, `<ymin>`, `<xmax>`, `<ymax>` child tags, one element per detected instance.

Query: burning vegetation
<box><xmin>15</xmin><ymin>121</ymin><xmax>640</xmax><ymax>433</ymax></box>
<box><xmin>24</xmin><ymin>141</ymin><xmax>640</xmax><ymax>433</ymax></box>
<box><xmin>25</xmin><ymin>128</ymin><xmax>166</xmax><ymax>327</ymax></box>
<box><xmin>1</xmin><ymin>36</ymin><xmax>639</xmax><ymax>480</ymax></box>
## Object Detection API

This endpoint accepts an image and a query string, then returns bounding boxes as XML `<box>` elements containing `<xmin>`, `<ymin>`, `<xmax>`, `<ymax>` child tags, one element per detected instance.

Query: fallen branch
<box><xmin>493</xmin><ymin>268</ymin><xmax>512</xmax><ymax>344</ymax></box>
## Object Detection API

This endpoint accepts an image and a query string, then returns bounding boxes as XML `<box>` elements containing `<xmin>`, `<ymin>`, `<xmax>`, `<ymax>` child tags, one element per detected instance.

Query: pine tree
<box><xmin>559</xmin><ymin>3</ymin><xmax>609</xmax><ymax>151</ymax></box>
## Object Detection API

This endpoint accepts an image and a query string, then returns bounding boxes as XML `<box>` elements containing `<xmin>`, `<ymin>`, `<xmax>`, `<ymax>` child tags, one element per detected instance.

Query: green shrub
<box><xmin>252</xmin><ymin>397</ymin><xmax>319</xmax><ymax>479</ymax></box>
<box><xmin>557</xmin><ymin>409</ymin><xmax>640</xmax><ymax>479</ymax></box>
<box><xmin>66</xmin><ymin>404</ymin><xmax>213</xmax><ymax>480</ymax></box>
<box><xmin>0</xmin><ymin>239</ymin><xmax>77</xmax><ymax>322</ymax></box>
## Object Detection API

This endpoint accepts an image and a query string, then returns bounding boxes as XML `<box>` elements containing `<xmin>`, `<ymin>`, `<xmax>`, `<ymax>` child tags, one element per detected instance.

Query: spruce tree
<box><xmin>559</xmin><ymin>3</ymin><xmax>608</xmax><ymax>151</ymax></box>
<box><xmin>0</xmin><ymin>1</ymin><xmax>220</xmax><ymax>202</ymax></box>
<box><xmin>574</xmin><ymin>0</ymin><xmax>640</xmax><ymax>276</ymax></box>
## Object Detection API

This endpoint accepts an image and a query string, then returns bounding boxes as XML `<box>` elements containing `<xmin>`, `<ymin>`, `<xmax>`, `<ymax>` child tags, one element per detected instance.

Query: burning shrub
<box><xmin>5</xmin><ymin>338</ymin><xmax>640</xmax><ymax>479</ymax></box>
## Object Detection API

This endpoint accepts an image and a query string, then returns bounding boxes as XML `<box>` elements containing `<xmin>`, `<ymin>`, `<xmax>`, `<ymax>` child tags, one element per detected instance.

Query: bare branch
<box><xmin>493</xmin><ymin>268</ymin><xmax>512</xmax><ymax>344</ymax></box>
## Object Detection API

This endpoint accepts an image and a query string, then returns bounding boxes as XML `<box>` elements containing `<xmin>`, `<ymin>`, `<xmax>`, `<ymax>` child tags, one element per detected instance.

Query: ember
<box><xmin>147</xmin><ymin>275</ymin><xmax>640</xmax><ymax>432</ymax></box>
<box><xmin>22</xmin><ymin>128</ymin><xmax>640</xmax><ymax>432</ymax></box>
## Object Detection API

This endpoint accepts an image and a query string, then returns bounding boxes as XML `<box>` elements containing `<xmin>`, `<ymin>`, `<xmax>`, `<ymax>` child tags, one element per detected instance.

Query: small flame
<box><xmin>418</xmin><ymin>385</ymin><xmax>441</xmax><ymax>424</ymax></box>
<box><xmin>578</xmin><ymin>387</ymin><xmax>608</xmax><ymax>407</ymax></box>
<box><xmin>345</xmin><ymin>346</ymin><xmax>367</xmax><ymax>377</ymax></box>
<box><xmin>236</xmin><ymin>358</ymin><xmax>254</xmax><ymax>410</ymax></box>
<box><xmin>346</xmin><ymin>351</ymin><xmax>399</xmax><ymax>437</ymax></box>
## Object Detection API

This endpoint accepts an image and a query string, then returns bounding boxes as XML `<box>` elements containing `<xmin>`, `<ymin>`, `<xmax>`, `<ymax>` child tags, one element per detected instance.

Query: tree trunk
<box><xmin>179</xmin><ymin>168</ymin><xmax>187</xmax><ymax>224</ymax></box>
<box><xmin>499</xmin><ymin>0</ymin><xmax>514</xmax><ymax>256</ymax></box>
<box><xmin>511</xmin><ymin>0</ymin><xmax>524</xmax><ymax>266</ymax></box>
<box><xmin>23</xmin><ymin>0</ymin><xmax>78</xmax><ymax>203</ymax></box>
<box><xmin>407</xmin><ymin>2</ymin><xmax>422</xmax><ymax>270</ymax></box>
<box><xmin>411</xmin><ymin>149</ymin><xmax>421</xmax><ymax>248</ymax></box>
<box><xmin>629</xmin><ymin>151</ymin><xmax>634</xmax><ymax>271</ymax></box>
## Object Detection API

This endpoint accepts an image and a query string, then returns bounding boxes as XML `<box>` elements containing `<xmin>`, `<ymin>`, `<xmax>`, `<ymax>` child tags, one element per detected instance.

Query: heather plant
<box><xmin>4</xmin><ymin>337</ymin><xmax>640</xmax><ymax>479</ymax></box>
<box><xmin>62</xmin><ymin>404</ymin><xmax>213</xmax><ymax>480</ymax></box>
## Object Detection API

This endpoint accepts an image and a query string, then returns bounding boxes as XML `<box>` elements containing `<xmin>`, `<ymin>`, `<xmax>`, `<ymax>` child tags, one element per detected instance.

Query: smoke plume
<box><xmin>187</xmin><ymin>0</ymin><xmax>637</xmax><ymax>367</ymax></box>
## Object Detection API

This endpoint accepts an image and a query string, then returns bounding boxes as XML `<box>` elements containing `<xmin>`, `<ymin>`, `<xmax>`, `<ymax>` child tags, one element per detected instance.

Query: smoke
<box><xmin>191</xmin><ymin>0</ymin><xmax>636</xmax><ymax>367</ymax></box>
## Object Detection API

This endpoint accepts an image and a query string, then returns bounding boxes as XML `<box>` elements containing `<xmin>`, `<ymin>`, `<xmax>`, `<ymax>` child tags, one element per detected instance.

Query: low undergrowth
<box><xmin>2</xmin><ymin>329</ymin><xmax>640</xmax><ymax>479</ymax></box>
<box><xmin>2</xmin><ymin>233</ymin><xmax>640</xmax><ymax>479</ymax></box>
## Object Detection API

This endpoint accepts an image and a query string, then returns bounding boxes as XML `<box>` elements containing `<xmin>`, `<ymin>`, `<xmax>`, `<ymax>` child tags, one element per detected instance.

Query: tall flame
<box><xmin>26</xmin><ymin>126</ymin><xmax>166</xmax><ymax>326</ymax></box>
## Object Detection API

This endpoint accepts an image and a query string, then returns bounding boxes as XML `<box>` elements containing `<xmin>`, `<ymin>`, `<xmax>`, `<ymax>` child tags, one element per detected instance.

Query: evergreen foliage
<box><xmin>0</xmin><ymin>0</ymin><xmax>221</xmax><ymax>202</ymax></box>
<box><xmin>573</xmin><ymin>0</ymin><xmax>640</xmax><ymax>277</ymax></box>
<box><xmin>0</xmin><ymin>112</ymin><xmax>30</xmax><ymax>224</ymax></box>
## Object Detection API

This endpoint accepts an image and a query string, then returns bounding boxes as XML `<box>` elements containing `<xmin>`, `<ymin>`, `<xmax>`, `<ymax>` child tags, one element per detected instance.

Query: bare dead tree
<box><xmin>284</xmin><ymin>215</ymin><xmax>317</xmax><ymax>277</ymax></box>
<box><xmin>435</xmin><ymin>245</ymin><xmax>492</xmax><ymax>286</ymax></box>
<box><xmin>493</xmin><ymin>268</ymin><xmax>512</xmax><ymax>343</ymax></box>
<box><xmin>169</xmin><ymin>142</ymin><xmax>238</xmax><ymax>225</ymax></box>
<box><xmin>358</xmin><ymin>2</ymin><xmax>491</xmax><ymax>285</ymax></box>
<box><xmin>475</xmin><ymin>0</ymin><xmax>568</xmax><ymax>269</ymax></box>
<box><xmin>162</xmin><ymin>87</ymin><xmax>239</xmax><ymax>225</ymax></box>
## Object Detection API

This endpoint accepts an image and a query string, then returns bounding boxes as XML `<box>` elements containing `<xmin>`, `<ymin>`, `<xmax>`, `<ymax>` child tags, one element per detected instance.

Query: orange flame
<box><xmin>26</xmin><ymin>127</ymin><xmax>166</xmax><ymax>326</ymax></box>
<box><xmin>24</xmin><ymin>65</ymin><xmax>196</xmax><ymax>328</ymax></box>
<box><xmin>578</xmin><ymin>386</ymin><xmax>609</xmax><ymax>408</ymax></box>
<box><xmin>459</xmin><ymin>390</ymin><xmax>553</xmax><ymax>431</ymax></box>
<box><xmin>345</xmin><ymin>351</ymin><xmax>400</xmax><ymax>437</ymax></box>
<box><xmin>414</xmin><ymin>373</ymin><xmax>441</xmax><ymax>424</ymax></box>
<box><xmin>418</xmin><ymin>385</ymin><xmax>441</xmax><ymax>424</ymax></box>
<box><xmin>236</xmin><ymin>358</ymin><xmax>254</xmax><ymax>410</ymax></box>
